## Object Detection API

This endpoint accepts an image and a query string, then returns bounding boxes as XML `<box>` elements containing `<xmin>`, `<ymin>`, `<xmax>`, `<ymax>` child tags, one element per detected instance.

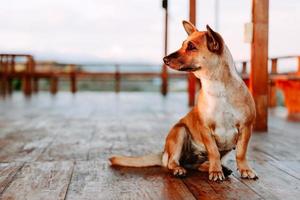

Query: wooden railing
<box><xmin>0</xmin><ymin>54</ymin><xmax>35</xmax><ymax>96</ymax></box>
<box><xmin>1</xmin><ymin>54</ymin><xmax>299</xmax><ymax>100</ymax></box>
<box><xmin>237</xmin><ymin>55</ymin><xmax>300</xmax><ymax>107</ymax></box>
<box><xmin>0</xmin><ymin>54</ymin><xmax>188</xmax><ymax>96</ymax></box>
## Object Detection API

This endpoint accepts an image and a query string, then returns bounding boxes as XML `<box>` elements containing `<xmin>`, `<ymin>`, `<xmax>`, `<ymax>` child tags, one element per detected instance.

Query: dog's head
<box><xmin>163</xmin><ymin>21</ymin><xmax>224</xmax><ymax>72</ymax></box>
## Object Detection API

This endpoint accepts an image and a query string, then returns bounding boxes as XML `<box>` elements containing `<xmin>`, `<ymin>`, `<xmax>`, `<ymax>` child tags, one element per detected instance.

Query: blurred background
<box><xmin>1</xmin><ymin>0</ymin><xmax>299</xmax><ymax>92</ymax></box>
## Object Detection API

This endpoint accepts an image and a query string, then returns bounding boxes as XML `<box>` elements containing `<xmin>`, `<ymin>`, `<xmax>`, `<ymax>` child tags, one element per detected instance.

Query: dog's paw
<box><xmin>239</xmin><ymin>168</ymin><xmax>258</xmax><ymax>180</ymax></box>
<box><xmin>172</xmin><ymin>166</ymin><xmax>187</xmax><ymax>178</ymax></box>
<box><xmin>209</xmin><ymin>170</ymin><xmax>225</xmax><ymax>181</ymax></box>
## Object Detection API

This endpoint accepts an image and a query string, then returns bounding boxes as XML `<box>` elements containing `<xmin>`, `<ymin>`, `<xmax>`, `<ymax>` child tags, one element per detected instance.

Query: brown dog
<box><xmin>109</xmin><ymin>21</ymin><xmax>257</xmax><ymax>181</ymax></box>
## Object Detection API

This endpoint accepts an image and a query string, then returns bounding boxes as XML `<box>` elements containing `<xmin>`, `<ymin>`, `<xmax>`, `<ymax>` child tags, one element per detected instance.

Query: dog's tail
<box><xmin>109</xmin><ymin>152</ymin><xmax>163</xmax><ymax>167</ymax></box>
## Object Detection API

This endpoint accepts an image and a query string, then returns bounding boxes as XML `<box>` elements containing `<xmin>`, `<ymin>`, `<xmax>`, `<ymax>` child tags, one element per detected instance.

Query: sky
<box><xmin>0</xmin><ymin>0</ymin><xmax>299</xmax><ymax>65</ymax></box>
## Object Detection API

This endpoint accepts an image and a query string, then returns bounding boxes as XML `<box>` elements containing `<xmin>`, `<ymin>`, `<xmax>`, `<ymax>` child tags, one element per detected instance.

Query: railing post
<box><xmin>23</xmin><ymin>56</ymin><xmax>33</xmax><ymax>96</ymax></box>
<box><xmin>2</xmin><ymin>55</ymin><xmax>9</xmax><ymax>96</ymax></box>
<box><xmin>161</xmin><ymin>0</ymin><xmax>168</xmax><ymax>96</ymax></box>
<box><xmin>242</xmin><ymin>62</ymin><xmax>247</xmax><ymax>75</ymax></box>
<box><xmin>271</xmin><ymin>58</ymin><xmax>277</xmax><ymax>74</ymax></box>
<box><xmin>70</xmin><ymin>64</ymin><xmax>77</xmax><ymax>93</ymax></box>
<box><xmin>50</xmin><ymin>74</ymin><xmax>58</xmax><ymax>95</ymax></box>
<box><xmin>161</xmin><ymin>65</ymin><xmax>168</xmax><ymax>96</ymax></box>
<box><xmin>0</xmin><ymin>55</ymin><xmax>6</xmax><ymax>97</ymax></box>
<box><xmin>115</xmin><ymin>64</ymin><xmax>120</xmax><ymax>93</ymax></box>
<box><xmin>297</xmin><ymin>56</ymin><xmax>300</xmax><ymax>74</ymax></box>
<box><xmin>269</xmin><ymin>58</ymin><xmax>277</xmax><ymax>107</ymax></box>
<box><xmin>7</xmin><ymin>55</ymin><xmax>15</xmax><ymax>94</ymax></box>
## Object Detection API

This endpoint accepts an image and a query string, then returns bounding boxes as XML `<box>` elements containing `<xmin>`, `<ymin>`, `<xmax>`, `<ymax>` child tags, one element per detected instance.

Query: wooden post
<box><xmin>7</xmin><ymin>55</ymin><xmax>15</xmax><ymax>94</ymax></box>
<box><xmin>269</xmin><ymin>58</ymin><xmax>277</xmax><ymax>107</ymax></box>
<box><xmin>0</xmin><ymin>55</ymin><xmax>6</xmax><ymax>96</ymax></box>
<box><xmin>7</xmin><ymin>55</ymin><xmax>14</xmax><ymax>95</ymax></box>
<box><xmin>115</xmin><ymin>64</ymin><xmax>120</xmax><ymax>93</ymax></box>
<box><xmin>242</xmin><ymin>62</ymin><xmax>247</xmax><ymax>75</ymax></box>
<box><xmin>50</xmin><ymin>75</ymin><xmax>58</xmax><ymax>95</ymax></box>
<box><xmin>161</xmin><ymin>0</ymin><xmax>168</xmax><ymax>96</ymax></box>
<box><xmin>23</xmin><ymin>56</ymin><xmax>34</xmax><ymax>96</ymax></box>
<box><xmin>70</xmin><ymin>64</ymin><xmax>77</xmax><ymax>93</ymax></box>
<box><xmin>250</xmin><ymin>0</ymin><xmax>269</xmax><ymax>131</ymax></box>
<box><xmin>188</xmin><ymin>0</ymin><xmax>197</xmax><ymax>106</ymax></box>
<box><xmin>2</xmin><ymin>56</ymin><xmax>8</xmax><ymax>96</ymax></box>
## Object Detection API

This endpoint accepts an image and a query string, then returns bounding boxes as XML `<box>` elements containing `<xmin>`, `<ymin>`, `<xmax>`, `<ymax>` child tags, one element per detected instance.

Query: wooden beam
<box><xmin>250</xmin><ymin>0</ymin><xmax>269</xmax><ymax>131</ymax></box>
<box><xmin>188</xmin><ymin>0</ymin><xmax>197</xmax><ymax>106</ymax></box>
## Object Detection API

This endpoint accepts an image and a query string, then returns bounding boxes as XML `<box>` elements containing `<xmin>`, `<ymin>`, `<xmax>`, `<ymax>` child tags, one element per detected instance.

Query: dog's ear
<box><xmin>182</xmin><ymin>20</ymin><xmax>197</xmax><ymax>35</ymax></box>
<box><xmin>206</xmin><ymin>25</ymin><xmax>224</xmax><ymax>54</ymax></box>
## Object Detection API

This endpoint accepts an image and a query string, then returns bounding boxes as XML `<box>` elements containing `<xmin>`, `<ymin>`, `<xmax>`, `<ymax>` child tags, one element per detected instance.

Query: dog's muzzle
<box><xmin>163</xmin><ymin>56</ymin><xmax>170</xmax><ymax>65</ymax></box>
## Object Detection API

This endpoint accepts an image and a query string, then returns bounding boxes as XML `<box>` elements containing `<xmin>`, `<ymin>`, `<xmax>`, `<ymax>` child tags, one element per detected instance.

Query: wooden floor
<box><xmin>0</xmin><ymin>92</ymin><xmax>300</xmax><ymax>200</ymax></box>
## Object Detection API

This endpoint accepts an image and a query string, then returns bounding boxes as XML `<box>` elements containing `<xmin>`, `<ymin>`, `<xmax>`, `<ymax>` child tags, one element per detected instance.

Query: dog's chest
<box><xmin>200</xmin><ymin>86</ymin><xmax>242</xmax><ymax>151</ymax></box>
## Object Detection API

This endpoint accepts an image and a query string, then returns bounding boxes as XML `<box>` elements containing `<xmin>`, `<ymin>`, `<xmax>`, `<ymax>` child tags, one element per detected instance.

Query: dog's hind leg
<box><xmin>164</xmin><ymin>123</ymin><xmax>187</xmax><ymax>177</ymax></box>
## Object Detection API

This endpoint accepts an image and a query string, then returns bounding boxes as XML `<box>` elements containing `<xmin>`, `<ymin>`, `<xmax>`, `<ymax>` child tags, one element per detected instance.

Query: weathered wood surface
<box><xmin>1</xmin><ymin>161</ymin><xmax>74</xmax><ymax>200</ymax></box>
<box><xmin>66</xmin><ymin>161</ymin><xmax>195</xmax><ymax>200</ymax></box>
<box><xmin>0</xmin><ymin>92</ymin><xmax>300</xmax><ymax>199</ymax></box>
<box><xmin>0</xmin><ymin>163</ymin><xmax>23</xmax><ymax>193</ymax></box>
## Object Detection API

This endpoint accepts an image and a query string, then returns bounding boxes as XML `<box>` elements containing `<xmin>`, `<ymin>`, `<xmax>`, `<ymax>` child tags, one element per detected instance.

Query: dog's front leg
<box><xmin>236</xmin><ymin>125</ymin><xmax>258</xmax><ymax>179</ymax></box>
<box><xmin>164</xmin><ymin>124</ymin><xmax>187</xmax><ymax>177</ymax></box>
<box><xmin>201</xmin><ymin>129</ymin><xmax>224</xmax><ymax>181</ymax></box>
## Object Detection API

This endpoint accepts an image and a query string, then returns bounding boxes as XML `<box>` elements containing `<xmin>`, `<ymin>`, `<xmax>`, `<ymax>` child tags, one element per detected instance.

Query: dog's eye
<box><xmin>187</xmin><ymin>42</ymin><xmax>197</xmax><ymax>51</ymax></box>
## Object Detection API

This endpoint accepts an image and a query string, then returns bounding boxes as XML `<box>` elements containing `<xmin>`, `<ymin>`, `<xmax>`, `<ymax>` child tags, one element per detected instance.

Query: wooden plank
<box><xmin>183</xmin><ymin>170</ymin><xmax>262</xmax><ymax>200</ymax></box>
<box><xmin>1</xmin><ymin>161</ymin><xmax>74</xmax><ymax>200</ymax></box>
<box><xmin>228</xmin><ymin>160</ymin><xmax>300</xmax><ymax>200</ymax></box>
<box><xmin>256</xmin><ymin>129</ymin><xmax>300</xmax><ymax>160</ymax></box>
<box><xmin>66</xmin><ymin>161</ymin><xmax>195</xmax><ymax>200</ymax></box>
<box><xmin>269</xmin><ymin>160</ymin><xmax>300</xmax><ymax>180</ymax></box>
<box><xmin>183</xmin><ymin>171</ymin><xmax>226</xmax><ymax>200</ymax></box>
<box><xmin>0</xmin><ymin>129</ymin><xmax>54</xmax><ymax>163</ymax></box>
<box><xmin>269</xmin><ymin>114</ymin><xmax>300</xmax><ymax>138</ymax></box>
<box><xmin>0</xmin><ymin>162</ymin><xmax>23</xmax><ymax>194</ymax></box>
<box><xmin>37</xmin><ymin>121</ymin><xmax>95</xmax><ymax>161</ymax></box>
<box><xmin>250</xmin><ymin>0</ymin><xmax>269</xmax><ymax>131</ymax></box>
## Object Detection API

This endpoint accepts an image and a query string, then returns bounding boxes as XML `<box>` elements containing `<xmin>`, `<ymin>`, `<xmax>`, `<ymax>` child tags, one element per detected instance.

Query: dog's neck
<box><xmin>193</xmin><ymin>45</ymin><xmax>242</xmax><ymax>97</ymax></box>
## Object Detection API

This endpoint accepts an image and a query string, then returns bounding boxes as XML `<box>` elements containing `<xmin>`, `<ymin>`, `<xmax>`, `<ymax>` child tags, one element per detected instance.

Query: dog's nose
<box><xmin>163</xmin><ymin>56</ymin><xmax>170</xmax><ymax>65</ymax></box>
